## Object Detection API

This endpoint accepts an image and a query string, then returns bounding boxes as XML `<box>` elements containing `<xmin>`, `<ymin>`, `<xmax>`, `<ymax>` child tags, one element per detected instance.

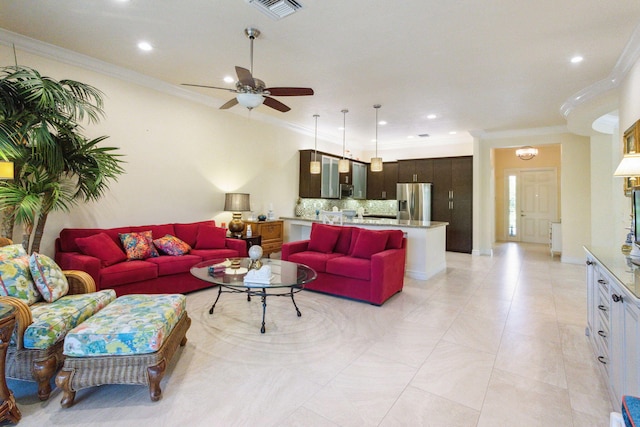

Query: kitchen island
<box><xmin>281</xmin><ymin>216</ymin><xmax>448</xmax><ymax>280</ymax></box>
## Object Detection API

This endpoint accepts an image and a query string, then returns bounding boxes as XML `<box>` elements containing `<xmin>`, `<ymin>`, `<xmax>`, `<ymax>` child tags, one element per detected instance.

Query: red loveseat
<box><xmin>55</xmin><ymin>220</ymin><xmax>246</xmax><ymax>296</ymax></box>
<box><xmin>281</xmin><ymin>223</ymin><xmax>406</xmax><ymax>305</ymax></box>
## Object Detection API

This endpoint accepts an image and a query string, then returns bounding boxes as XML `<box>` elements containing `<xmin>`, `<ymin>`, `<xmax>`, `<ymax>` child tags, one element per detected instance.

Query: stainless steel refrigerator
<box><xmin>397</xmin><ymin>183</ymin><xmax>432</xmax><ymax>225</ymax></box>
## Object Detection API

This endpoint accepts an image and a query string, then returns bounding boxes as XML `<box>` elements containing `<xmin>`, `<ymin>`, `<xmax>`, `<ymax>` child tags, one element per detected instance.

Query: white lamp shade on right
<box><xmin>614</xmin><ymin>154</ymin><xmax>640</xmax><ymax>177</ymax></box>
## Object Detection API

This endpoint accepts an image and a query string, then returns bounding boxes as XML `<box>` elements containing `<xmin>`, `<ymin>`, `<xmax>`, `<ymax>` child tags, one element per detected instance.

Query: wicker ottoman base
<box><xmin>55</xmin><ymin>311</ymin><xmax>191</xmax><ymax>408</ymax></box>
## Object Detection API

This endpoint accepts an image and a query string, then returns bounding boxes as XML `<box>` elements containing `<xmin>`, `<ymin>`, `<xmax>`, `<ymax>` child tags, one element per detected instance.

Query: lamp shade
<box><xmin>236</xmin><ymin>93</ymin><xmax>264</xmax><ymax>109</ymax></box>
<box><xmin>614</xmin><ymin>154</ymin><xmax>640</xmax><ymax>177</ymax></box>
<box><xmin>310</xmin><ymin>160</ymin><xmax>321</xmax><ymax>174</ymax></box>
<box><xmin>224</xmin><ymin>193</ymin><xmax>251</xmax><ymax>212</ymax></box>
<box><xmin>370</xmin><ymin>157</ymin><xmax>383</xmax><ymax>172</ymax></box>
<box><xmin>0</xmin><ymin>162</ymin><xmax>14</xmax><ymax>180</ymax></box>
<box><xmin>338</xmin><ymin>158</ymin><xmax>350</xmax><ymax>173</ymax></box>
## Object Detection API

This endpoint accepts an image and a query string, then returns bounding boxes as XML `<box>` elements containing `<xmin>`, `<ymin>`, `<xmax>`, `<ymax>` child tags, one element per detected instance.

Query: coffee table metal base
<box><xmin>209</xmin><ymin>285</ymin><xmax>303</xmax><ymax>333</ymax></box>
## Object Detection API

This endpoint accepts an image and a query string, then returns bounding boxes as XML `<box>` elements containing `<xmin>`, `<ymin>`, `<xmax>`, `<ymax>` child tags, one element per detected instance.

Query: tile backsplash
<box><xmin>294</xmin><ymin>198</ymin><xmax>397</xmax><ymax>217</ymax></box>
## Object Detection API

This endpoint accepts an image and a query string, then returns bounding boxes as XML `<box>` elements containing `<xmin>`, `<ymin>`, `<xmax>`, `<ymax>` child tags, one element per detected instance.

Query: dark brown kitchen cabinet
<box><xmin>299</xmin><ymin>150</ymin><xmax>322</xmax><ymax>198</ymax></box>
<box><xmin>367</xmin><ymin>162</ymin><xmax>398</xmax><ymax>200</ymax></box>
<box><xmin>397</xmin><ymin>159</ymin><xmax>434</xmax><ymax>183</ymax></box>
<box><xmin>431</xmin><ymin>156</ymin><xmax>472</xmax><ymax>253</ymax></box>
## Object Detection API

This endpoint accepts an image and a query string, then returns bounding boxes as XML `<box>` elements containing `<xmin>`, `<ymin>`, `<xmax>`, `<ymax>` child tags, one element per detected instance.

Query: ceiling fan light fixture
<box><xmin>236</xmin><ymin>92</ymin><xmax>264</xmax><ymax>109</ymax></box>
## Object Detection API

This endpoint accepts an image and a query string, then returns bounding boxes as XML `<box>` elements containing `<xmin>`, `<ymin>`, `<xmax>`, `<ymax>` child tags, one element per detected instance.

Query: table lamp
<box><xmin>224</xmin><ymin>193</ymin><xmax>251</xmax><ymax>237</ymax></box>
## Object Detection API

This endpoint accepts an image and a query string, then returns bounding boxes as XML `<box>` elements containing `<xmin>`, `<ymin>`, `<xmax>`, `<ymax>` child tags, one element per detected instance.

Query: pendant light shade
<box><xmin>339</xmin><ymin>109</ymin><xmax>350</xmax><ymax>173</ymax></box>
<box><xmin>310</xmin><ymin>114</ymin><xmax>321</xmax><ymax>174</ymax></box>
<box><xmin>370</xmin><ymin>104</ymin><xmax>383</xmax><ymax>172</ymax></box>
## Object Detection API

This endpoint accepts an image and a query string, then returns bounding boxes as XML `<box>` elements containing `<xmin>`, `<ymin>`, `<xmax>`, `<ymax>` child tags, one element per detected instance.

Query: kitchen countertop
<box><xmin>280</xmin><ymin>216</ymin><xmax>448</xmax><ymax>229</ymax></box>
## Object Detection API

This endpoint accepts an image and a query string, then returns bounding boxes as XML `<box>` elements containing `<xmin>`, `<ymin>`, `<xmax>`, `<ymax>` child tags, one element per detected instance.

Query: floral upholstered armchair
<box><xmin>0</xmin><ymin>242</ymin><xmax>116</xmax><ymax>400</ymax></box>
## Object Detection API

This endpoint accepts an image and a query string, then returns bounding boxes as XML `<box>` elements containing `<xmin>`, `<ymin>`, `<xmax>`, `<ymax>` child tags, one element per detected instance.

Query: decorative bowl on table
<box><xmin>342</xmin><ymin>209</ymin><xmax>356</xmax><ymax>219</ymax></box>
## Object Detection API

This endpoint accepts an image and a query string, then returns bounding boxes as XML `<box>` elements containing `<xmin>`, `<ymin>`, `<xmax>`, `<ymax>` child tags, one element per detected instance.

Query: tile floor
<box><xmin>6</xmin><ymin>243</ymin><xmax>613</xmax><ymax>426</ymax></box>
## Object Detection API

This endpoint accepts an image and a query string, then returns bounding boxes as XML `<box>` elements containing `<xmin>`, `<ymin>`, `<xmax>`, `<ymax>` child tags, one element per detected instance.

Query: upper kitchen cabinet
<box><xmin>299</xmin><ymin>150</ymin><xmax>322</xmax><ymax>198</ymax></box>
<box><xmin>298</xmin><ymin>150</ymin><xmax>341</xmax><ymax>199</ymax></box>
<box><xmin>397</xmin><ymin>159</ymin><xmax>434</xmax><ymax>183</ymax></box>
<box><xmin>321</xmin><ymin>155</ymin><xmax>340</xmax><ymax>199</ymax></box>
<box><xmin>352</xmin><ymin>162</ymin><xmax>367</xmax><ymax>199</ymax></box>
<box><xmin>367</xmin><ymin>162</ymin><xmax>398</xmax><ymax>200</ymax></box>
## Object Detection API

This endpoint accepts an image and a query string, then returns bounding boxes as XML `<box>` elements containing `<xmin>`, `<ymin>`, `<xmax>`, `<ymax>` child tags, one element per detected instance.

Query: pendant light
<box><xmin>310</xmin><ymin>114</ymin><xmax>321</xmax><ymax>174</ymax></box>
<box><xmin>338</xmin><ymin>109</ymin><xmax>350</xmax><ymax>173</ymax></box>
<box><xmin>371</xmin><ymin>104</ymin><xmax>383</xmax><ymax>172</ymax></box>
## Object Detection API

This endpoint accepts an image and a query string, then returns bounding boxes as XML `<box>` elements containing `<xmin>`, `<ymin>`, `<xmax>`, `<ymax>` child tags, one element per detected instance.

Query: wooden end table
<box><xmin>0</xmin><ymin>303</ymin><xmax>20</xmax><ymax>423</ymax></box>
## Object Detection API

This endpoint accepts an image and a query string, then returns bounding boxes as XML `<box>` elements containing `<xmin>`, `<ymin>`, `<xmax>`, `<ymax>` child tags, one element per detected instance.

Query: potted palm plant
<box><xmin>0</xmin><ymin>65</ymin><xmax>124</xmax><ymax>253</ymax></box>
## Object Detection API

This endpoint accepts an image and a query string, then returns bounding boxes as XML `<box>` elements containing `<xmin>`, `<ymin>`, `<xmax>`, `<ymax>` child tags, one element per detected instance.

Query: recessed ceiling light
<box><xmin>137</xmin><ymin>41</ymin><xmax>153</xmax><ymax>52</ymax></box>
<box><xmin>224</xmin><ymin>76</ymin><xmax>235</xmax><ymax>83</ymax></box>
<box><xmin>427</xmin><ymin>114</ymin><xmax>437</xmax><ymax>119</ymax></box>
<box><xmin>378</xmin><ymin>120</ymin><xmax>387</xmax><ymax>125</ymax></box>
<box><xmin>338</xmin><ymin>126</ymin><xmax>345</xmax><ymax>130</ymax></box>
<box><xmin>449</xmin><ymin>131</ymin><xmax>457</xmax><ymax>135</ymax></box>
<box><xmin>407</xmin><ymin>135</ymin><xmax>415</xmax><ymax>139</ymax></box>
<box><xmin>571</xmin><ymin>55</ymin><xmax>583</xmax><ymax>64</ymax></box>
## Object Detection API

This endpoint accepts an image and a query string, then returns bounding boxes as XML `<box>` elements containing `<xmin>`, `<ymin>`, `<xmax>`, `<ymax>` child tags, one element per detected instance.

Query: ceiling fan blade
<box><xmin>219</xmin><ymin>98</ymin><xmax>239</xmax><ymax>110</ymax></box>
<box><xmin>235</xmin><ymin>66</ymin><xmax>256</xmax><ymax>88</ymax></box>
<box><xmin>263</xmin><ymin>96</ymin><xmax>291</xmax><ymax>112</ymax></box>
<box><xmin>265</xmin><ymin>87</ymin><xmax>314</xmax><ymax>96</ymax></box>
<box><xmin>181</xmin><ymin>83</ymin><xmax>236</xmax><ymax>92</ymax></box>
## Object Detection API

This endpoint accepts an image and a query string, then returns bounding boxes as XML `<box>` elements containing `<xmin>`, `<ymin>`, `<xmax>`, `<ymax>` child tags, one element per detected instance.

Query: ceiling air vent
<box><xmin>418</xmin><ymin>133</ymin><xmax>430</xmax><ymax>138</ymax></box>
<box><xmin>246</xmin><ymin>0</ymin><xmax>303</xmax><ymax>20</ymax></box>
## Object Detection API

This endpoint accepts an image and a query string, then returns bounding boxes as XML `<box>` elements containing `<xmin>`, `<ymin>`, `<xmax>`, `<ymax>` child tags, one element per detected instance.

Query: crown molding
<box><xmin>470</xmin><ymin>125</ymin><xmax>569</xmax><ymax>140</ymax></box>
<box><xmin>560</xmin><ymin>22</ymin><xmax>640</xmax><ymax>118</ymax></box>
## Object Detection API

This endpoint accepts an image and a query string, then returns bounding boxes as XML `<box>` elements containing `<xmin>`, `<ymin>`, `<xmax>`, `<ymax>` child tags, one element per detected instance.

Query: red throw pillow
<box><xmin>385</xmin><ymin>230</ymin><xmax>404</xmax><ymax>249</ymax></box>
<box><xmin>75</xmin><ymin>232</ymin><xmax>127</xmax><ymax>267</ymax></box>
<box><xmin>195</xmin><ymin>225</ymin><xmax>227</xmax><ymax>249</ymax></box>
<box><xmin>308</xmin><ymin>223</ymin><xmax>342</xmax><ymax>253</ymax></box>
<box><xmin>351</xmin><ymin>229</ymin><xmax>389</xmax><ymax>259</ymax></box>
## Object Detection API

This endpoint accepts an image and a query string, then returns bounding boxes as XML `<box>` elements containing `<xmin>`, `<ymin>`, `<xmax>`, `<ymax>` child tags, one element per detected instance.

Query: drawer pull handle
<box><xmin>597</xmin><ymin>356</ymin><xmax>607</xmax><ymax>365</ymax></box>
<box><xmin>586</xmin><ymin>260</ymin><xmax>594</xmax><ymax>265</ymax></box>
<box><xmin>597</xmin><ymin>279</ymin><xmax>606</xmax><ymax>284</ymax></box>
<box><xmin>612</xmin><ymin>294</ymin><xmax>624</xmax><ymax>303</ymax></box>
<box><xmin>597</xmin><ymin>330</ymin><xmax>607</xmax><ymax>338</ymax></box>
<box><xmin>598</xmin><ymin>304</ymin><xmax>608</xmax><ymax>312</ymax></box>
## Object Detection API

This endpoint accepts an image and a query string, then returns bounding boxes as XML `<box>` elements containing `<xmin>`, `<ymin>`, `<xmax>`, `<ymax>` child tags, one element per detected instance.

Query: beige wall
<box><xmin>3</xmin><ymin>45</ymin><xmax>320</xmax><ymax>257</ymax></box>
<box><xmin>494</xmin><ymin>145</ymin><xmax>562</xmax><ymax>242</ymax></box>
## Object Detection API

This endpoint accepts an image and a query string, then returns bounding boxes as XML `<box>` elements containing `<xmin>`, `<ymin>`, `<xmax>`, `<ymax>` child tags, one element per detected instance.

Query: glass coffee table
<box><xmin>190</xmin><ymin>258</ymin><xmax>317</xmax><ymax>333</ymax></box>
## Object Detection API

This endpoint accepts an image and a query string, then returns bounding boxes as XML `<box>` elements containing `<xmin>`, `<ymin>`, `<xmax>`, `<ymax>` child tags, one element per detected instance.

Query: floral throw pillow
<box><xmin>119</xmin><ymin>231</ymin><xmax>159</xmax><ymax>260</ymax></box>
<box><xmin>153</xmin><ymin>235</ymin><xmax>191</xmax><ymax>256</ymax></box>
<box><xmin>29</xmin><ymin>252</ymin><xmax>69</xmax><ymax>303</ymax></box>
<box><xmin>0</xmin><ymin>255</ymin><xmax>41</xmax><ymax>305</ymax></box>
<box><xmin>0</xmin><ymin>244</ymin><xmax>27</xmax><ymax>261</ymax></box>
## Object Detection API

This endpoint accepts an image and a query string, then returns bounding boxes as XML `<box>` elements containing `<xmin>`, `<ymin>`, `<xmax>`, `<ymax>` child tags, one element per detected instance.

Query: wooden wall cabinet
<box><xmin>299</xmin><ymin>150</ymin><xmax>322</xmax><ymax>198</ymax></box>
<box><xmin>367</xmin><ymin>162</ymin><xmax>398</xmax><ymax>200</ymax></box>
<box><xmin>243</xmin><ymin>220</ymin><xmax>283</xmax><ymax>257</ymax></box>
<box><xmin>397</xmin><ymin>159</ymin><xmax>434</xmax><ymax>183</ymax></box>
<box><xmin>431</xmin><ymin>156</ymin><xmax>473</xmax><ymax>253</ymax></box>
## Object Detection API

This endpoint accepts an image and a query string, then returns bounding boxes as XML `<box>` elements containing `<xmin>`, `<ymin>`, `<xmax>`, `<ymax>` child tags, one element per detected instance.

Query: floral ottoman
<box><xmin>55</xmin><ymin>294</ymin><xmax>191</xmax><ymax>407</ymax></box>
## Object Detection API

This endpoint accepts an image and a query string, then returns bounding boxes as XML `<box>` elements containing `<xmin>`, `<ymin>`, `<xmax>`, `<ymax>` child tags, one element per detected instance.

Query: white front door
<box><xmin>520</xmin><ymin>169</ymin><xmax>557</xmax><ymax>243</ymax></box>
<box><xmin>505</xmin><ymin>168</ymin><xmax>558</xmax><ymax>243</ymax></box>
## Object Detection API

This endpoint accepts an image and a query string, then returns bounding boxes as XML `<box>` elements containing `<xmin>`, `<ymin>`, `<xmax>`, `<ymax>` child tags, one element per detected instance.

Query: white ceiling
<box><xmin>1</xmin><ymin>0</ymin><xmax>640</xmax><ymax>150</ymax></box>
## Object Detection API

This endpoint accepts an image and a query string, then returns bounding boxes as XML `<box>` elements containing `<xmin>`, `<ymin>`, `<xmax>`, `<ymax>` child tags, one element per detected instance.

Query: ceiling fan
<box><xmin>182</xmin><ymin>27</ymin><xmax>314</xmax><ymax>112</ymax></box>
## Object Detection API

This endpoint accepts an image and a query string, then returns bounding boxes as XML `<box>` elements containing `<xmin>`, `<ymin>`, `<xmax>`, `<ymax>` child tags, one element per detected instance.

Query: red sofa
<box><xmin>281</xmin><ymin>223</ymin><xmax>406</xmax><ymax>305</ymax></box>
<box><xmin>55</xmin><ymin>220</ymin><xmax>246</xmax><ymax>296</ymax></box>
